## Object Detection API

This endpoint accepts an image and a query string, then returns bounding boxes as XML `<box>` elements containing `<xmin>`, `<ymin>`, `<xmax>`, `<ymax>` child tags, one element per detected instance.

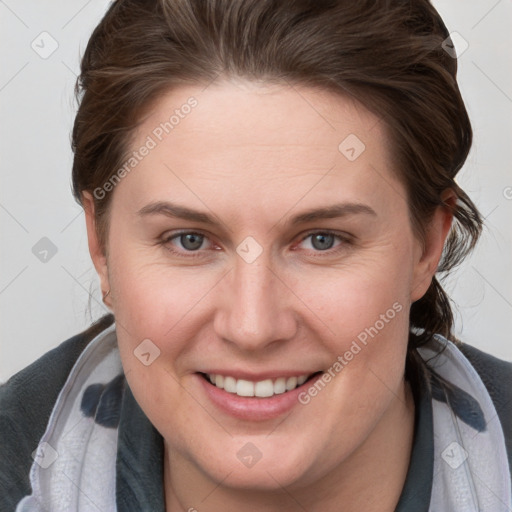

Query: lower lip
<box><xmin>196</xmin><ymin>373</ymin><xmax>323</xmax><ymax>421</ymax></box>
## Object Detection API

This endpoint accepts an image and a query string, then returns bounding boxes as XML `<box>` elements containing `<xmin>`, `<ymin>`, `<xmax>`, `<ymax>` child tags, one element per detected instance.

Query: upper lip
<box><xmin>197</xmin><ymin>370</ymin><xmax>322</xmax><ymax>381</ymax></box>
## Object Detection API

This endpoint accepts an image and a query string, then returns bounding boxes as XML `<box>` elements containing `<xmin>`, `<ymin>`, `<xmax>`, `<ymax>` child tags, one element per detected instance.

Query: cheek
<box><xmin>108</xmin><ymin>235</ymin><xmax>217</xmax><ymax>338</ymax></box>
<box><xmin>288</xmin><ymin>245</ymin><xmax>414</xmax><ymax>343</ymax></box>
<box><xmin>109</xmin><ymin>248</ymin><xmax>210</xmax><ymax>439</ymax></box>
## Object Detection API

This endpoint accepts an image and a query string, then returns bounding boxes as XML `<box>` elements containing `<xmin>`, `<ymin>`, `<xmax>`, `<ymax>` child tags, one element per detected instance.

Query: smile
<box><xmin>200</xmin><ymin>372</ymin><xmax>321</xmax><ymax>398</ymax></box>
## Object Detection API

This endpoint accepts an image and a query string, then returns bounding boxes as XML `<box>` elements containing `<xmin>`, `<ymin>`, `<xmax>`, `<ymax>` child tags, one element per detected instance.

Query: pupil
<box><xmin>181</xmin><ymin>233</ymin><xmax>203</xmax><ymax>250</ymax></box>
<box><xmin>312</xmin><ymin>233</ymin><xmax>334</xmax><ymax>250</ymax></box>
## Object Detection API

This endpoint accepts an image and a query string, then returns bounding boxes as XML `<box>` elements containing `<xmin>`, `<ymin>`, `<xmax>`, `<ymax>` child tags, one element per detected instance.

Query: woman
<box><xmin>1</xmin><ymin>0</ymin><xmax>511</xmax><ymax>511</ymax></box>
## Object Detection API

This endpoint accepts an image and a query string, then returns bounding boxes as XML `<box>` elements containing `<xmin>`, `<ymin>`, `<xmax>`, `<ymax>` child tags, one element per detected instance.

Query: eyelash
<box><xmin>159</xmin><ymin>229</ymin><xmax>352</xmax><ymax>259</ymax></box>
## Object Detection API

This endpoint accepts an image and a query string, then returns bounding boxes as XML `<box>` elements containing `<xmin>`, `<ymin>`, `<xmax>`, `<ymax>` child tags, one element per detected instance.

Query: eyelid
<box><xmin>292</xmin><ymin>229</ymin><xmax>352</xmax><ymax>252</ymax></box>
<box><xmin>296</xmin><ymin>228</ymin><xmax>352</xmax><ymax>242</ymax></box>
<box><xmin>161</xmin><ymin>229</ymin><xmax>217</xmax><ymax>251</ymax></box>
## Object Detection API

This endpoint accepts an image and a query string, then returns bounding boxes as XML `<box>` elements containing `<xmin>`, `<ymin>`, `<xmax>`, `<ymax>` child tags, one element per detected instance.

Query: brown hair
<box><xmin>71</xmin><ymin>0</ymin><xmax>482</xmax><ymax>364</ymax></box>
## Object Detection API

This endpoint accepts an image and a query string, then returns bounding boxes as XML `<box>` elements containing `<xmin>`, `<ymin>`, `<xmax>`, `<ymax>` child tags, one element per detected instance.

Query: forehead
<box><xmin>138</xmin><ymin>78</ymin><xmax>384</xmax><ymax>155</ymax></box>
<box><xmin>117</xmin><ymin>79</ymin><xmax>405</xmax><ymax>217</ymax></box>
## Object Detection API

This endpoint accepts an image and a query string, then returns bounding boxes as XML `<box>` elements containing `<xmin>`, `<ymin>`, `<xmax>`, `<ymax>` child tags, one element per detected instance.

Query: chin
<box><xmin>193</xmin><ymin>437</ymin><xmax>318</xmax><ymax>491</ymax></box>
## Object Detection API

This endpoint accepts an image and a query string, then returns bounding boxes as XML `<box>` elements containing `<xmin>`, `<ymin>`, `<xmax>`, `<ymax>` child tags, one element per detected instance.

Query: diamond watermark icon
<box><xmin>236</xmin><ymin>236</ymin><xmax>263</xmax><ymax>264</ymax></box>
<box><xmin>441</xmin><ymin>441</ymin><xmax>468</xmax><ymax>469</ymax></box>
<box><xmin>442</xmin><ymin>32</ymin><xmax>469</xmax><ymax>59</ymax></box>
<box><xmin>31</xmin><ymin>31</ymin><xmax>59</xmax><ymax>59</ymax></box>
<box><xmin>237</xmin><ymin>442</ymin><xmax>263</xmax><ymax>468</ymax></box>
<box><xmin>134</xmin><ymin>338</ymin><xmax>161</xmax><ymax>366</ymax></box>
<box><xmin>32</xmin><ymin>442</ymin><xmax>58</xmax><ymax>469</ymax></box>
<box><xmin>32</xmin><ymin>237</ymin><xmax>58</xmax><ymax>263</ymax></box>
<box><xmin>338</xmin><ymin>134</ymin><xmax>366</xmax><ymax>161</ymax></box>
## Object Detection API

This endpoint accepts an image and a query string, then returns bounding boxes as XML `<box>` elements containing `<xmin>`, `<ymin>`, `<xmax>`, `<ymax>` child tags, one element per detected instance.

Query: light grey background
<box><xmin>1</xmin><ymin>0</ymin><xmax>511</xmax><ymax>382</ymax></box>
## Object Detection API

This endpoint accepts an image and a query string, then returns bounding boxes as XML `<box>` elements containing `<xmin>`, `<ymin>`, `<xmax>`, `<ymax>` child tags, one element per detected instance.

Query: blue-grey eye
<box><xmin>310</xmin><ymin>233</ymin><xmax>335</xmax><ymax>250</ymax></box>
<box><xmin>180</xmin><ymin>233</ymin><xmax>204</xmax><ymax>250</ymax></box>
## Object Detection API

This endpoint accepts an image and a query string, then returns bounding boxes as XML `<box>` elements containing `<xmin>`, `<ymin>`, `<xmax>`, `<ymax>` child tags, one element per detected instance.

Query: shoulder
<box><xmin>457</xmin><ymin>341</ymin><xmax>512</xmax><ymax>468</ymax></box>
<box><xmin>0</xmin><ymin>314</ymin><xmax>114</xmax><ymax>510</ymax></box>
<box><xmin>458</xmin><ymin>341</ymin><xmax>512</xmax><ymax>408</ymax></box>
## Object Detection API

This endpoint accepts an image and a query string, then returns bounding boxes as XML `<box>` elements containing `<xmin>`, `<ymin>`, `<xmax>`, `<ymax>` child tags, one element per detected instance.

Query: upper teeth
<box><xmin>207</xmin><ymin>374</ymin><xmax>310</xmax><ymax>398</ymax></box>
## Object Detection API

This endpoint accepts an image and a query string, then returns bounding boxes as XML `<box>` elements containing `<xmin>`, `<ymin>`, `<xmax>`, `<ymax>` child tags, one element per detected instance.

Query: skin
<box><xmin>83</xmin><ymin>79</ymin><xmax>454</xmax><ymax>511</ymax></box>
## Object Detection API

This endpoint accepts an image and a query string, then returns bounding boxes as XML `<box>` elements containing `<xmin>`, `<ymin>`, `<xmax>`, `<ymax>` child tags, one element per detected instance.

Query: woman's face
<box><xmin>85</xmin><ymin>80</ymin><xmax>446</xmax><ymax>494</ymax></box>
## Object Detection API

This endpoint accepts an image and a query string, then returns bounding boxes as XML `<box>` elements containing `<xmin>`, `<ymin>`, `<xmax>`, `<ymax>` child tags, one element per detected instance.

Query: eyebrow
<box><xmin>136</xmin><ymin>201</ymin><xmax>377</xmax><ymax>226</ymax></box>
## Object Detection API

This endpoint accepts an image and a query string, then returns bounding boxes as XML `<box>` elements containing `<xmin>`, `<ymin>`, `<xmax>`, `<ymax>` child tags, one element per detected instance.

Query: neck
<box><xmin>164</xmin><ymin>378</ymin><xmax>415</xmax><ymax>512</ymax></box>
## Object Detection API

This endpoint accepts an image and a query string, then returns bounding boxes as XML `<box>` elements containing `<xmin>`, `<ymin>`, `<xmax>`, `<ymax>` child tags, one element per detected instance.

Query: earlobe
<box><xmin>82</xmin><ymin>191</ymin><xmax>112</xmax><ymax>307</ymax></box>
<box><xmin>410</xmin><ymin>190</ymin><xmax>456</xmax><ymax>302</ymax></box>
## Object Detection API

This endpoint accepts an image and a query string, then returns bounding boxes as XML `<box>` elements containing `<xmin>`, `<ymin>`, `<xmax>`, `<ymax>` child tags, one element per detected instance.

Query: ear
<box><xmin>410</xmin><ymin>189</ymin><xmax>456</xmax><ymax>302</ymax></box>
<box><xmin>82</xmin><ymin>191</ymin><xmax>112</xmax><ymax>309</ymax></box>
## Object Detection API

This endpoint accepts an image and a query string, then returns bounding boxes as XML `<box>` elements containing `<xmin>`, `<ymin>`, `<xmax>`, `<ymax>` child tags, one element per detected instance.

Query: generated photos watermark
<box><xmin>94</xmin><ymin>96</ymin><xmax>198</xmax><ymax>200</ymax></box>
<box><xmin>298</xmin><ymin>301</ymin><xmax>403</xmax><ymax>405</ymax></box>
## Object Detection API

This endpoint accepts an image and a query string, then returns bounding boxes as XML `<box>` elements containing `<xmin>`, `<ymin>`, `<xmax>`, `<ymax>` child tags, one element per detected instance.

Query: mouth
<box><xmin>198</xmin><ymin>371</ymin><xmax>323</xmax><ymax>398</ymax></box>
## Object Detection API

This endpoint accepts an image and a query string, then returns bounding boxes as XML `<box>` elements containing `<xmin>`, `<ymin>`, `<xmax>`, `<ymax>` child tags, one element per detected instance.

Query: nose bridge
<box><xmin>216</xmin><ymin>254</ymin><xmax>296</xmax><ymax>350</ymax></box>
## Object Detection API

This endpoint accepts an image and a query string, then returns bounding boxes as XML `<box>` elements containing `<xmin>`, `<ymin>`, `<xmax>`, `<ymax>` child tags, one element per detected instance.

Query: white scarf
<box><xmin>16</xmin><ymin>323</ymin><xmax>512</xmax><ymax>511</ymax></box>
<box><xmin>418</xmin><ymin>341</ymin><xmax>512</xmax><ymax>511</ymax></box>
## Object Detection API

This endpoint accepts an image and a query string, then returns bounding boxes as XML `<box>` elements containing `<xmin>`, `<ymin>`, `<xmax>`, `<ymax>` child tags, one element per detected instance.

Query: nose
<box><xmin>213</xmin><ymin>255</ymin><xmax>297</xmax><ymax>352</ymax></box>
